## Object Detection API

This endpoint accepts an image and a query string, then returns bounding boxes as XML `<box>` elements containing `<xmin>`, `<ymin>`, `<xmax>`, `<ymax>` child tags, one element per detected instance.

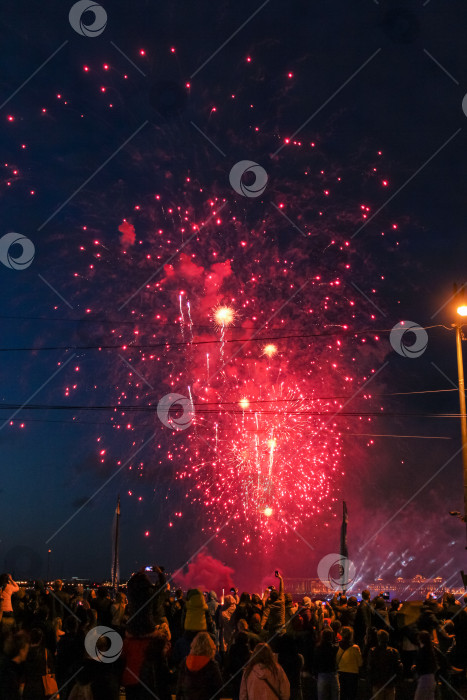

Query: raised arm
<box><xmin>278</xmin><ymin>574</ymin><xmax>284</xmax><ymax>600</ymax></box>
<box><xmin>8</xmin><ymin>576</ymin><xmax>19</xmax><ymax>592</ymax></box>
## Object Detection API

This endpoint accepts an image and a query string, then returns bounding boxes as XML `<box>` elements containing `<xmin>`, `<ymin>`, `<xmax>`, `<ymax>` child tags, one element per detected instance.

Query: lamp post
<box><xmin>47</xmin><ymin>549</ymin><xmax>51</xmax><ymax>583</ymax></box>
<box><xmin>454</xmin><ymin>305</ymin><xmax>467</xmax><ymax>548</ymax></box>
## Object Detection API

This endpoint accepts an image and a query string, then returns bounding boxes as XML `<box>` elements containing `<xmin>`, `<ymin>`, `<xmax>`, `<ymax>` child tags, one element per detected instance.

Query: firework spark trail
<box><xmin>179</xmin><ymin>294</ymin><xmax>185</xmax><ymax>340</ymax></box>
<box><xmin>19</xmin><ymin>42</ymin><xmax>397</xmax><ymax>552</ymax></box>
<box><xmin>187</xmin><ymin>301</ymin><xmax>194</xmax><ymax>342</ymax></box>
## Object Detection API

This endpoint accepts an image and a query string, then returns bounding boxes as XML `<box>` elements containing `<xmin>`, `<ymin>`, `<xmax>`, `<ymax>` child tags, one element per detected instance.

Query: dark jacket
<box><xmin>367</xmin><ymin>645</ymin><xmax>403</xmax><ymax>688</ymax></box>
<box><xmin>176</xmin><ymin>655</ymin><xmax>223</xmax><ymax>700</ymax></box>
<box><xmin>73</xmin><ymin>658</ymin><xmax>120</xmax><ymax>700</ymax></box>
<box><xmin>417</xmin><ymin>606</ymin><xmax>441</xmax><ymax>635</ymax></box>
<box><xmin>354</xmin><ymin>601</ymin><xmax>372</xmax><ymax>642</ymax></box>
<box><xmin>93</xmin><ymin>597</ymin><xmax>113</xmax><ymax>627</ymax></box>
<box><xmin>277</xmin><ymin>635</ymin><xmax>303</xmax><ymax>691</ymax></box>
<box><xmin>56</xmin><ymin>631</ymin><xmax>84</xmax><ymax>691</ymax></box>
<box><xmin>0</xmin><ymin>657</ymin><xmax>22</xmax><ymax>700</ymax></box>
<box><xmin>312</xmin><ymin>643</ymin><xmax>338</xmax><ymax>675</ymax></box>
<box><xmin>261</xmin><ymin>579</ymin><xmax>285</xmax><ymax>633</ymax></box>
<box><xmin>415</xmin><ymin>646</ymin><xmax>438</xmax><ymax>676</ymax></box>
<box><xmin>225</xmin><ymin>638</ymin><xmax>251</xmax><ymax>700</ymax></box>
<box><xmin>23</xmin><ymin>645</ymin><xmax>52</xmax><ymax>700</ymax></box>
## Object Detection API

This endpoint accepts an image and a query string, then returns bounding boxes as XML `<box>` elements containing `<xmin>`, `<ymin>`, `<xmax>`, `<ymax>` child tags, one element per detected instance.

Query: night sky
<box><xmin>1</xmin><ymin>0</ymin><xmax>467</xmax><ymax>589</ymax></box>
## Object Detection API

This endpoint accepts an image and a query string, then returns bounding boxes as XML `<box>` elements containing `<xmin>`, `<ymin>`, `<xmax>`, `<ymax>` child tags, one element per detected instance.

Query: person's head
<box><xmin>64</xmin><ymin>616</ymin><xmax>79</xmax><ymax>635</ymax></box>
<box><xmin>97</xmin><ymin>586</ymin><xmax>109</xmax><ymax>599</ymax></box>
<box><xmin>377</xmin><ymin>629</ymin><xmax>389</xmax><ymax>648</ymax></box>
<box><xmin>375</xmin><ymin>597</ymin><xmax>386</xmax><ymax>610</ymax></box>
<box><xmin>0</xmin><ymin>573</ymin><xmax>9</xmax><ymax>588</ymax></box>
<box><xmin>239</xmin><ymin>592</ymin><xmax>251</xmax><ymax>604</ymax></box>
<box><xmin>340</xmin><ymin>626</ymin><xmax>354</xmax><ymax>648</ymax></box>
<box><xmin>237</xmin><ymin>619</ymin><xmax>248</xmax><ymax>633</ymax></box>
<box><xmin>245</xmin><ymin>643</ymin><xmax>277</xmax><ymax>678</ymax></box>
<box><xmin>4</xmin><ymin>631</ymin><xmax>30</xmax><ymax>663</ymax></box>
<box><xmin>445</xmin><ymin>593</ymin><xmax>455</xmax><ymax>606</ymax></box>
<box><xmin>284</xmin><ymin>593</ymin><xmax>293</xmax><ymax>605</ymax></box>
<box><xmin>53</xmin><ymin>579</ymin><xmax>63</xmax><ymax>591</ymax></box>
<box><xmin>175</xmin><ymin>588</ymin><xmax>183</xmax><ymax>600</ymax></box>
<box><xmin>115</xmin><ymin>591</ymin><xmax>127</xmax><ymax>605</ymax></box>
<box><xmin>418</xmin><ymin>630</ymin><xmax>433</xmax><ymax>649</ymax></box>
<box><xmin>444</xmin><ymin>620</ymin><xmax>455</xmax><ymax>635</ymax></box>
<box><xmin>269</xmin><ymin>589</ymin><xmax>279</xmax><ymax>603</ymax></box>
<box><xmin>249</xmin><ymin>613</ymin><xmax>261</xmax><ymax>633</ymax></box>
<box><xmin>348</xmin><ymin>596</ymin><xmax>358</xmax><ymax>608</ymax></box>
<box><xmin>149</xmin><ymin>631</ymin><xmax>171</xmax><ymax>658</ymax></box>
<box><xmin>339</xmin><ymin>595</ymin><xmax>347</xmax><ymax>606</ymax></box>
<box><xmin>207</xmin><ymin>590</ymin><xmax>218</xmax><ymax>602</ymax></box>
<box><xmin>423</xmin><ymin>597</ymin><xmax>436</xmax><ymax>611</ymax></box>
<box><xmin>390</xmin><ymin>599</ymin><xmax>400</xmax><ymax>611</ymax></box>
<box><xmin>362</xmin><ymin>590</ymin><xmax>370</xmax><ymax>601</ymax></box>
<box><xmin>330</xmin><ymin>620</ymin><xmax>342</xmax><ymax>634</ymax></box>
<box><xmin>223</xmin><ymin>594</ymin><xmax>236</xmax><ymax>607</ymax></box>
<box><xmin>301</xmin><ymin>596</ymin><xmax>311</xmax><ymax>609</ymax></box>
<box><xmin>319</xmin><ymin>628</ymin><xmax>334</xmax><ymax>646</ymax></box>
<box><xmin>29</xmin><ymin>628</ymin><xmax>44</xmax><ymax>646</ymax></box>
<box><xmin>251</xmin><ymin>593</ymin><xmax>262</xmax><ymax>606</ymax></box>
<box><xmin>190</xmin><ymin>632</ymin><xmax>216</xmax><ymax>659</ymax></box>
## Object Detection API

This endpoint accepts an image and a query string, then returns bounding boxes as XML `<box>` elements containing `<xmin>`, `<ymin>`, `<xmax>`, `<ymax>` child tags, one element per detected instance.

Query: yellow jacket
<box><xmin>336</xmin><ymin>645</ymin><xmax>363</xmax><ymax>674</ymax></box>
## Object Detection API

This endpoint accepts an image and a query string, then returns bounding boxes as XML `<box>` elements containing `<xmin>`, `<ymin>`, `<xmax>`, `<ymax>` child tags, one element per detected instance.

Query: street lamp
<box><xmin>47</xmin><ymin>549</ymin><xmax>52</xmax><ymax>583</ymax></box>
<box><xmin>453</xmin><ymin>306</ymin><xmax>467</xmax><ymax>548</ymax></box>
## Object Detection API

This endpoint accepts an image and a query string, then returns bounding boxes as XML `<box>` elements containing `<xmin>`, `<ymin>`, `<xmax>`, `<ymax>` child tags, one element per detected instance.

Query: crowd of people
<box><xmin>0</xmin><ymin>568</ymin><xmax>466</xmax><ymax>699</ymax></box>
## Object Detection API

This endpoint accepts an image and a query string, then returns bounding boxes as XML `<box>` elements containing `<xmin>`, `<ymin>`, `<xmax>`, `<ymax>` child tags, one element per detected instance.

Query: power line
<box><xmin>0</xmin><ymin>324</ymin><xmax>452</xmax><ymax>352</ymax></box>
<box><xmin>0</xmin><ymin>387</ymin><xmax>459</xmax><ymax>413</ymax></box>
<box><xmin>0</xmin><ymin>404</ymin><xmax>464</xmax><ymax>417</ymax></box>
<box><xmin>1</xmin><ymin>415</ymin><xmax>453</xmax><ymax>438</ymax></box>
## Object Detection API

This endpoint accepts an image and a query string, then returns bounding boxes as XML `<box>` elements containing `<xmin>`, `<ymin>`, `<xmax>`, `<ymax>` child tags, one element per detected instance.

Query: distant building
<box><xmin>283</xmin><ymin>576</ymin><xmax>465</xmax><ymax>600</ymax></box>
